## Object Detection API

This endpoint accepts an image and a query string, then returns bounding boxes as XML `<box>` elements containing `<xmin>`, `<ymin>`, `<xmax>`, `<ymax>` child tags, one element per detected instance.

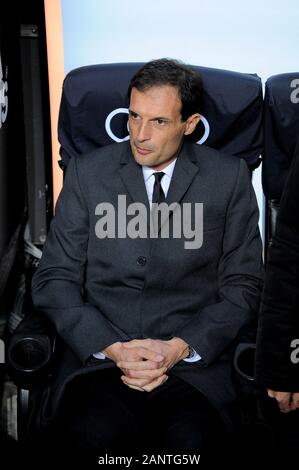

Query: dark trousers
<box><xmin>50</xmin><ymin>367</ymin><xmax>224</xmax><ymax>452</ymax></box>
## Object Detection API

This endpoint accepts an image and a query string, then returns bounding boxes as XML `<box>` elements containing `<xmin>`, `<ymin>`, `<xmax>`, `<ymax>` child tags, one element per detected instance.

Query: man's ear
<box><xmin>184</xmin><ymin>114</ymin><xmax>201</xmax><ymax>136</ymax></box>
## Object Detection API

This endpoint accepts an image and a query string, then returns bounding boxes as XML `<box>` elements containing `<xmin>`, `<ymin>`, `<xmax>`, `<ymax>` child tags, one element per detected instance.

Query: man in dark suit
<box><xmin>256</xmin><ymin>141</ymin><xmax>299</xmax><ymax>413</ymax></box>
<box><xmin>31</xmin><ymin>59</ymin><xmax>263</xmax><ymax>452</ymax></box>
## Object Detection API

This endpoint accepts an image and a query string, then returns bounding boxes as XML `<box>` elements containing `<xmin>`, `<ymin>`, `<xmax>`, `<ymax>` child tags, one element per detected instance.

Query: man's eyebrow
<box><xmin>151</xmin><ymin>116</ymin><xmax>171</xmax><ymax>121</ymax></box>
<box><xmin>129</xmin><ymin>109</ymin><xmax>171</xmax><ymax>121</ymax></box>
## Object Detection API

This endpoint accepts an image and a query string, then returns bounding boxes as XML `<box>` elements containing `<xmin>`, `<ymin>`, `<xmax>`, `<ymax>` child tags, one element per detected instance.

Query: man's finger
<box><xmin>122</xmin><ymin>366</ymin><xmax>167</xmax><ymax>380</ymax></box>
<box><xmin>117</xmin><ymin>360</ymin><xmax>164</xmax><ymax>371</ymax></box>
<box><xmin>267</xmin><ymin>390</ymin><xmax>294</xmax><ymax>413</ymax></box>
<box><xmin>290</xmin><ymin>392</ymin><xmax>299</xmax><ymax>406</ymax></box>
<box><xmin>125</xmin><ymin>346</ymin><xmax>164</xmax><ymax>363</ymax></box>
<box><xmin>267</xmin><ymin>390</ymin><xmax>276</xmax><ymax>399</ymax></box>
<box><xmin>122</xmin><ymin>382</ymin><xmax>145</xmax><ymax>392</ymax></box>
<box><xmin>279</xmin><ymin>407</ymin><xmax>292</xmax><ymax>413</ymax></box>
<box><xmin>142</xmin><ymin>375</ymin><xmax>169</xmax><ymax>392</ymax></box>
<box><xmin>121</xmin><ymin>374</ymin><xmax>169</xmax><ymax>392</ymax></box>
<box><xmin>123</xmin><ymin>340</ymin><xmax>146</xmax><ymax>348</ymax></box>
<box><xmin>121</xmin><ymin>375</ymin><xmax>155</xmax><ymax>388</ymax></box>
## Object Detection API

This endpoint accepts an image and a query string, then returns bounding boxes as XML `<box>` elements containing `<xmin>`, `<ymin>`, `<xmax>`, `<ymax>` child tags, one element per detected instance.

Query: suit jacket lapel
<box><xmin>166</xmin><ymin>142</ymin><xmax>200</xmax><ymax>205</ymax></box>
<box><xmin>159</xmin><ymin>142</ymin><xmax>200</xmax><ymax>231</ymax></box>
<box><xmin>119</xmin><ymin>144</ymin><xmax>151</xmax><ymax>228</ymax></box>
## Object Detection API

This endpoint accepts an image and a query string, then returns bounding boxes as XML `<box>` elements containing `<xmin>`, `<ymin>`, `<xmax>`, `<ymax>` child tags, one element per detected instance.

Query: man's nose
<box><xmin>136</xmin><ymin>121</ymin><xmax>151</xmax><ymax>141</ymax></box>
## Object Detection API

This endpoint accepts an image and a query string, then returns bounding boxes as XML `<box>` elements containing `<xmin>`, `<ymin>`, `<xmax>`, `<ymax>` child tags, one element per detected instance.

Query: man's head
<box><xmin>128</xmin><ymin>59</ymin><xmax>202</xmax><ymax>170</ymax></box>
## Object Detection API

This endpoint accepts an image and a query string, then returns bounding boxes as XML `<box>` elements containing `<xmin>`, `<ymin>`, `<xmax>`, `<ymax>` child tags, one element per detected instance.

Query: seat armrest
<box><xmin>234</xmin><ymin>343</ymin><xmax>256</xmax><ymax>387</ymax></box>
<box><xmin>6</xmin><ymin>313</ymin><xmax>56</xmax><ymax>390</ymax></box>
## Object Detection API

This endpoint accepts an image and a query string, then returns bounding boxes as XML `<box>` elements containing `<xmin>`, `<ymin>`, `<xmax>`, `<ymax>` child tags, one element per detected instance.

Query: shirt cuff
<box><xmin>93</xmin><ymin>351</ymin><xmax>106</xmax><ymax>360</ymax></box>
<box><xmin>183</xmin><ymin>352</ymin><xmax>202</xmax><ymax>363</ymax></box>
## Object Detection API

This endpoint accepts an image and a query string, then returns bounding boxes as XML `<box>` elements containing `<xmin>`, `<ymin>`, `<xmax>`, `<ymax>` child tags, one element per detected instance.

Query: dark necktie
<box><xmin>152</xmin><ymin>172</ymin><xmax>165</xmax><ymax>204</ymax></box>
<box><xmin>151</xmin><ymin>172</ymin><xmax>165</xmax><ymax>235</ymax></box>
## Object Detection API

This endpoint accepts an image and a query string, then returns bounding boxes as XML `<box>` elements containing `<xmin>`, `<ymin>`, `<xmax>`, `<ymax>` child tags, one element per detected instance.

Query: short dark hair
<box><xmin>128</xmin><ymin>58</ymin><xmax>203</xmax><ymax>122</ymax></box>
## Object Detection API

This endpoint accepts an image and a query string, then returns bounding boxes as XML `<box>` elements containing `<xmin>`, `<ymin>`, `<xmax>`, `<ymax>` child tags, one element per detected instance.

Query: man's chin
<box><xmin>132</xmin><ymin>151</ymin><xmax>156</xmax><ymax>167</ymax></box>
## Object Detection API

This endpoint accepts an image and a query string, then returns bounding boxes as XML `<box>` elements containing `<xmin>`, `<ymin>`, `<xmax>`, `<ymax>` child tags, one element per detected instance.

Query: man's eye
<box><xmin>129</xmin><ymin>112</ymin><xmax>139</xmax><ymax>119</ymax></box>
<box><xmin>156</xmin><ymin>119</ymin><xmax>166</xmax><ymax>125</ymax></box>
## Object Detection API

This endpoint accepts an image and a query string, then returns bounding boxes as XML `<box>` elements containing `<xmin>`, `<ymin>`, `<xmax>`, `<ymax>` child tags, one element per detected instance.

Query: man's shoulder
<box><xmin>187</xmin><ymin>143</ymin><xmax>246</xmax><ymax>181</ymax></box>
<box><xmin>74</xmin><ymin>141</ymin><xmax>129</xmax><ymax>171</ymax></box>
<box><xmin>189</xmin><ymin>142</ymin><xmax>241</xmax><ymax>168</ymax></box>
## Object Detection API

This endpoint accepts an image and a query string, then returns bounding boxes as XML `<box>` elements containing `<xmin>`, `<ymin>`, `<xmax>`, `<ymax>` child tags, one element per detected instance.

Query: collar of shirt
<box><xmin>142</xmin><ymin>159</ymin><xmax>177</xmax><ymax>206</ymax></box>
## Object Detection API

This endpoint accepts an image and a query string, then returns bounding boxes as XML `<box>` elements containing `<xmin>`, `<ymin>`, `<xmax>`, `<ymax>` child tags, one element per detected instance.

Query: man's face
<box><xmin>129</xmin><ymin>85</ymin><xmax>200</xmax><ymax>170</ymax></box>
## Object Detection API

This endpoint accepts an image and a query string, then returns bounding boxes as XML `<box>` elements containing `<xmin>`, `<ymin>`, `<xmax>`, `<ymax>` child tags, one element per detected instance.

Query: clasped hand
<box><xmin>103</xmin><ymin>338</ymin><xmax>189</xmax><ymax>392</ymax></box>
<box><xmin>267</xmin><ymin>389</ymin><xmax>299</xmax><ymax>413</ymax></box>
